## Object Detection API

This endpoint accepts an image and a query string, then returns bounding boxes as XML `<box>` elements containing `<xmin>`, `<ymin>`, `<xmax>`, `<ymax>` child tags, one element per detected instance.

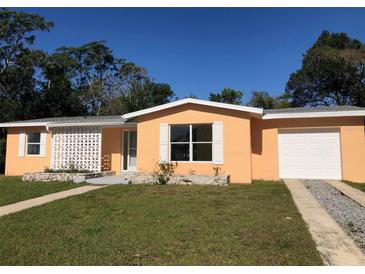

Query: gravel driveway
<box><xmin>303</xmin><ymin>180</ymin><xmax>365</xmax><ymax>253</ymax></box>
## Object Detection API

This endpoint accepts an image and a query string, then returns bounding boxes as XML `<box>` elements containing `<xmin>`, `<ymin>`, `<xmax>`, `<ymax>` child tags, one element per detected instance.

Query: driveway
<box><xmin>284</xmin><ymin>179</ymin><xmax>365</xmax><ymax>266</ymax></box>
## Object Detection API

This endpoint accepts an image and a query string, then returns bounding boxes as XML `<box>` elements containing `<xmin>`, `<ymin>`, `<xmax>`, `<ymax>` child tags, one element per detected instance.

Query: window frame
<box><xmin>169</xmin><ymin>124</ymin><xmax>213</xmax><ymax>163</ymax></box>
<box><xmin>25</xmin><ymin>132</ymin><xmax>41</xmax><ymax>156</ymax></box>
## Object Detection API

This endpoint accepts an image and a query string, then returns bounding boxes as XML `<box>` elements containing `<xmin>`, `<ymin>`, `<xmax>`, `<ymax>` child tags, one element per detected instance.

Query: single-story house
<box><xmin>1</xmin><ymin>98</ymin><xmax>364</xmax><ymax>183</ymax></box>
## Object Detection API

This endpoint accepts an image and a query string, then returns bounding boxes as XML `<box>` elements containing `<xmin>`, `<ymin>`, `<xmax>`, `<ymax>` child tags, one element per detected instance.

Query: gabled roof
<box><xmin>263</xmin><ymin>105</ymin><xmax>365</xmax><ymax>119</ymax></box>
<box><xmin>122</xmin><ymin>98</ymin><xmax>263</xmax><ymax>120</ymax></box>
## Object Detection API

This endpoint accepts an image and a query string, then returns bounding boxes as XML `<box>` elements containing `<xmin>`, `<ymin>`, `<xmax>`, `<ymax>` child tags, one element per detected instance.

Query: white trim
<box><xmin>263</xmin><ymin>110</ymin><xmax>365</xmax><ymax>119</ymax></box>
<box><xmin>18</xmin><ymin>132</ymin><xmax>25</xmax><ymax>157</ymax></box>
<box><xmin>47</xmin><ymin>121</ymin><xmax>128</xmax><ymax>127</ymax></box>
<box><xmin>122</xmin><ymin>129</ymin><xmax>137</xmax><ymax>172</ymax></box>
<box><xmin>1</xmin><ymin>122</ymin><xmax>48</xmax><ymax>128</ymax></box>
<box><xmin>122</xmin><ymin>98</ymin><xmax>263</xmax><ymax>120</ymax></box>
<box><xmin>212</xmin><ymin>122</ymin><xmax>224</xmax><ymax>164</ymax></box>
<box><xmin>0</xmin><ymin>121</ymin><xmax>133</xmax><ymax>128</ymax></box>
<box><xmin>39</xmin><ymin>132</ymin><xmax>47</xmax><ymax>157</ymax></box>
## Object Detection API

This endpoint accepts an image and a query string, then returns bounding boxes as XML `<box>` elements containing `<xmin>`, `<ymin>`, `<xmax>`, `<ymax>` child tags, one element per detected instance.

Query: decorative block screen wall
<box><xmin>51</xmin><ymin>127</ymin><xmax>102</xmax><ymax>172</ymax></box>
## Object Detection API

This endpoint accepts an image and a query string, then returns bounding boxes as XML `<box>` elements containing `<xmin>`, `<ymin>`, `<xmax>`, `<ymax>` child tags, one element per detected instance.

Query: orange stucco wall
<box><xmin>251</xmin><ymin>116</ymin><xmax>365</xmax><ymax>182</ymax></box>
<box><xmin>136</xmin><ymin>103</ymin><xmax>252</xmax><ymax>183</ymax></box>
<box><xmin>5</xmin><ymin>127</ymin><xmax>52</xmax><ymax>175</ymax></box>
<box><xmin>101</xmin><ymin>127</ymin><xmax>122</xmax><ymax>174</ymax></box>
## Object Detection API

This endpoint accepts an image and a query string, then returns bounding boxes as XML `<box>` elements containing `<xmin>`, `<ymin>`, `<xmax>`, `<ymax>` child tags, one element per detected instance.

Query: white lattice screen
<box><xmin>51</xmin><ymin>127</ymin><xmax>102</xmax><ymax>172</ymax></box>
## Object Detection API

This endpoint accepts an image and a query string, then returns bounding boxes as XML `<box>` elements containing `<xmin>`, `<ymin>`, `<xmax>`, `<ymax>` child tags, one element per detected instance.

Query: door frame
<box><xmin>121</xmin><ymin>129</ymin><xmax>137</xmax><ymax>172</ymax></box>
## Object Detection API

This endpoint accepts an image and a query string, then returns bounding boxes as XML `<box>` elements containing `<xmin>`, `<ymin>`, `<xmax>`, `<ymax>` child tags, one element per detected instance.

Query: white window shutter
<box><xmin>40</xmin><ymin>132</ymin><xmax>47</xmax><ymax>157</ymax></box>
<box><xmin>160</xmin><ymin>123</ymin><xmax>168</xmax><ymax>163</ymax></box>
<box><xmin>213</xmin><ymin>122</ymin><xmax>224</xmax><ymax>164</ymax></box>
<box><xmin>18</xmin><ymin>133</ymin><xmax>25</xmax><ymax>157</ymax></box>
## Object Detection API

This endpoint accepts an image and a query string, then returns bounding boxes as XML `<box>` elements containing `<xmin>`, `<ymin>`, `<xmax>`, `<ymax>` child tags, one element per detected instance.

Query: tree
<box><xmin>285</xmin><ymin>31</ymin><xmax>365</xmax><ymax>107</ymax></box>
<box><xmin>53</xmin><ymin>41</ymin><xmax>123</xmax><ymax>115</ymax></box>
<box><xmin>40</xmin><ymin>55</ymin><xmax>86</xmax><ymax>117</ymax></box>
<box><xmin>248</xmin><ymin>91</ymin><xmax>290</xmax><ymax>109</ymax></box>
<box><xmin>0</xmin><ymin>8</ymin><xmax>53</xmax><ymax>122</ymax></box>
<box><xmin>209</xmin><ymin>88</ymin><xmax>243</xmax><ymax>105</ymax></box>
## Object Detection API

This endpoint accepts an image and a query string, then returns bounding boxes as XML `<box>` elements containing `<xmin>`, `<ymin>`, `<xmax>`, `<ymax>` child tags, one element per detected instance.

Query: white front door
<box><xmin>278</xmin><ymin>129</ymin><xmax>342</xmax><ymax>180</ymax></box>
<box><xmin>122</xmin><ymin>130</ymin><xmax>137</xmax><ymax>171</ymax></box>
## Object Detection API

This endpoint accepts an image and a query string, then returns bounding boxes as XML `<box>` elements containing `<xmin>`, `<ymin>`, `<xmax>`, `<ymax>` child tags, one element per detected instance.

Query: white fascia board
<box><xmin>122</xmin><ymin>98</ymin><xmax>263</xmax><ymax>120</ymax></box>
<box><xmin>47</xmin><ymin>121</ymin><xmax>127</xmax><ymax>127</ymax></box>
<box><xmin>0</xmin><ymin>120</ymin><xmax>132</xmax><ymax>128</ymax></box>
<box><xmin>0</xmin><ymin>122</ymin><xmax>48</xmax><ymax>128</ymax></box>
<box><xmin>263</xmin><ymin>110</ymin><xmax>365</xmax><ymax>119</ymax></box>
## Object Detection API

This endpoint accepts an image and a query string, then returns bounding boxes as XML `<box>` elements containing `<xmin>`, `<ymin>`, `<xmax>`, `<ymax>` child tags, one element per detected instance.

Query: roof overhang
<box><xmin>122</xmin><ymin>98</ymin><xmax>263</xmax><ymax>120</ymax></box>
<box><xmin>46</xmin><ymin>121</ymin><xmax>129</xmax><ymax>127</ymax></box>
<box><xmin>0</xmin><ymin>122</ymin><xmax>48</xmax><ymax>128</ymax></box>
<box><xmin>0</xmin><ymin>120</ymin><xmax>132</xmax><ymax>128</ymax></box>
<box><xmin>262</xmin><ymin>110</ymin><xmax>365</xmax><ymax>120</ymax></box>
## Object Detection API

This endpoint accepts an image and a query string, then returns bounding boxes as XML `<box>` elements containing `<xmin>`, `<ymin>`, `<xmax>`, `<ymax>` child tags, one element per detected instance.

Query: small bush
<box><xmin>153</xmin><ymin>161</ymin><xmax>178</xmax><ymax>185</ymax></box>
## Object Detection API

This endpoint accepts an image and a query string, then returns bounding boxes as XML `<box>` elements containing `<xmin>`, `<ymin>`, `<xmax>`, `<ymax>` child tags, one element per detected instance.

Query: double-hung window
<box><xmin>170</xmin><ymin>124</ymin><xmax>212</xmax><ymax>162</ymax></box>
<box><xmin>26</xmin><ymin>132</ymin><xmax>41</xmax><ymax>155</ymax></box>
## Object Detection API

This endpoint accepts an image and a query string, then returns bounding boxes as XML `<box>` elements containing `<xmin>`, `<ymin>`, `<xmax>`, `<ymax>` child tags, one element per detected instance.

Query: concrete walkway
<box><xmin>86</xmin><ymin>175</ymin><xmax>128</xmax><ymax>185</ymax></box>
<box><xmin>284</xmin><ymin>179</ymin><xmax>365</xmax><ymax>266</ymax></box>
<box><xmin>0</xmin><ymin>185</ymin><xmax>106</xmax><ymax>218</ymax></box>
<box><xmin>326</xmin><ymin>180</ymin><xmax>365</xmax><ymax>208</ymax></box>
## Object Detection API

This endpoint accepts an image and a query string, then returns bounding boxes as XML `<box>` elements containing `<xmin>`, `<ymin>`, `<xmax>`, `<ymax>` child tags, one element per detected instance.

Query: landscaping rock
<box><xmin>123</xmin><ymin>172</ymin><xmax>158</xmax><ymax>185</ymax></box>
<box><xmin>122</xmin><ymin>172</ymin><xmax>229</xmax><ymax>186</ymax></box>
<box><xmin>303</xmin><ymin>180</ymin><xmax>365</xmax><ymax>253</ymax></box>
<box><xmin>22</xmin><ymin>171</ymin><xmax>115</xmax><ymax>183</ymax></box>
<box><xmin>167</xmin><ymin>174</ymin><xmax>229</xmax><ymax>186</ymax></box>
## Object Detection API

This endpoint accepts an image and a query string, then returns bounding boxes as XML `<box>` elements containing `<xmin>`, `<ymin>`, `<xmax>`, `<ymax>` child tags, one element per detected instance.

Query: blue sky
<box><xmin>16</xmin><ymin>8</ymin><xmax>365</xmax><ymax>102</ymax></box>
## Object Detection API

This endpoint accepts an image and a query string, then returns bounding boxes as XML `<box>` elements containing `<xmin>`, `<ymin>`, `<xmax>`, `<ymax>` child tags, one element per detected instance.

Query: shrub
<box><xmin>153</xmin><ymin>161</ymin><xmax>177</xmax><ymax>185</ymax></box>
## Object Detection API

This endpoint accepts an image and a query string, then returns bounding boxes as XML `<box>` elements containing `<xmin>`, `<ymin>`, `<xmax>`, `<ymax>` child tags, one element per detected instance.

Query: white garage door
<box><xmin>278</xmin><ymin>129</ymin><xmax>342</xmax><ymax>180</ymax></box>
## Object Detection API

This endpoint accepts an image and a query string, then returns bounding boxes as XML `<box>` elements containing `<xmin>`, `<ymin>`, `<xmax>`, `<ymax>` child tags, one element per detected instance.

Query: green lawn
<box><xmin>0</xmin><ymin>176</ymin><xmax>84</xmax><ymax>206</ymax></box>
<box><xmin>0</xmin><ymin>180</ymin><xmax>322</xmax><ymax>265</ymax></box>
<box><xmin>343</xmin><ymin>181</ymin><xmax>365</xmax><ymax>192</ymax></box>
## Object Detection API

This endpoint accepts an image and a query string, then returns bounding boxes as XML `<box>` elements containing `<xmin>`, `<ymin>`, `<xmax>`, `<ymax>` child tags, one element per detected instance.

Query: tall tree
<box><xmin>248</xmin><ymin>91</ymin><xmax>290</xmax><ymax>109</ymax></box>
<box><xmin>209</xmin><ymin>87</ymin><xmax>243</xmax><ymax>105</ymax></box>
<box><xmin>0</xmin><ymin>8</ymin><xmax>53</xmax><ymax>122</ymax></box>
<box><xmin>53</xmin><ymin>41</ymin><xmax>123</xmax><ymax>115</ymax></box>
<box><xmin>285</xmin><ymin>31</ymin><xmax>365</xmax><ymax>107</ymax></box>
<box><xmin>40</xmin><ymin>54</ymin><xmax>86</xmax><ymax>117</ymax></box>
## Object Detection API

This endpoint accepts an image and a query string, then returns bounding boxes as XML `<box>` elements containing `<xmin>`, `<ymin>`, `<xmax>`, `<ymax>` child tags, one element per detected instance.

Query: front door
<box><xmin>122</xmin><ymin>130</ymin><xmax>137</xmax><ymax>171</ymax></box>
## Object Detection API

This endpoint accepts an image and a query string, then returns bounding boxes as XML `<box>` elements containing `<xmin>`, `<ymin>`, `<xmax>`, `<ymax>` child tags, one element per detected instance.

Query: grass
<box><xmin>0</xmin><ymin>176</ymin><xmax>84</xmax><ymax>206</ymax></box>
<box><xmin>0</xmin><ymin>180</ymin><xmax>322</xmax><ymax>265</ymax></box>
<box><xmin>343</xmin><ymin>180</ymin><xmax>365</xmax><ymax>192</ymax></box>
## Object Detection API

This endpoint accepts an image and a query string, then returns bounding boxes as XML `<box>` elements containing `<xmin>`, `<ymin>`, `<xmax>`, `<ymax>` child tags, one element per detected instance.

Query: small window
<box><xmin>26</xmin><ymin>132</ymin><xmax>41</xmax><ymax>155</ymax></box>
<box><xmin>170</xmin><ymin>124</ymin><xmax>212</xmax><ymax>162</ymax></box>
